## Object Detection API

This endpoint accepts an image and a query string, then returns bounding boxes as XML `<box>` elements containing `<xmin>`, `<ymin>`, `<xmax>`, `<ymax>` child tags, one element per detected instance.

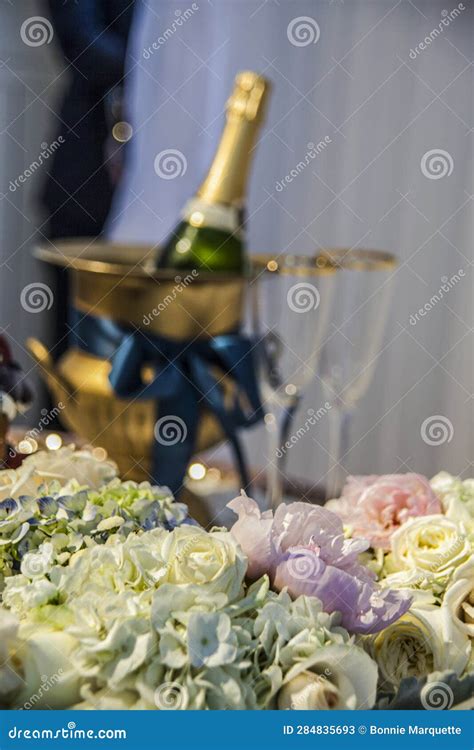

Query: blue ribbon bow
<box><xmin>69</xmin><ymin>309</ymin><xmax>263</xmax><ymax>496</ymax></box>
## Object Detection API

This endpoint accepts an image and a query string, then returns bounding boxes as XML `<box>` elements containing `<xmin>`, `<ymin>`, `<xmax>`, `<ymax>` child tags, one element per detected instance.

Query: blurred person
<box><xmin>40</xmin><ymin>0</ymin><xmax>136</xmax><ymax>356</ymax></box>
<box><xmin>0</xmin><ymin>335</ymin><xmax>33</xmax><ymax>469</ymax></box>
<box><xmin>41</xmin><ymin>0</ymin><xmax>136</xmax><ymax>239</ymax></box>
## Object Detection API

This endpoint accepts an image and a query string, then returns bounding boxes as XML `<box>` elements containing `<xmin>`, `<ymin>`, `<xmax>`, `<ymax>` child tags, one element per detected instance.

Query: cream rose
<box><xmin>442</xmin><ymin>559</ymin><xmax>474</xmax><ymax>639</ymax></box>
<box><xmin>370</xmin><ymin>606</ymin><xmax>470</xmax><ymax>689</ymax></box>
<box><xmin>13</xmin><ymin>627</ymin><xmax>82</xmax><ymax>709</ymax></box>
<box><xmin>73</xmin><ymin>688</ymin><xmax>143</xmax><ymax>710</ymax></box>
<box><xmin>390</xmin><ymin>515</ymin><xmax>471</xmax><ymax>585</ymax></box>
<box><xmin>430</xmin><ymin>472</ymin><xmax>474</xmax><ymax>522</ymax></box>
<box><xmin>0</xmin><ymin>447</ymin><xmax>117</xmax><ymax>502</ymax></box>
<box><xmin>0</xmin><ymin>608</ymin><xmax>23</xmax><ymax>706</ymax></box>
<box><xmin>20</xmin><ymin>446</ymin><xmax>117</xmax><ymax>489</ymax></box>
<box><xmin>278</xmin><ymin>672</ymin><xmax>339</xmax><ymax>710</ymax></box>
<box><xmin>0</xmin><ymin>392</ymin><xmax>17</xmax><ymax>421</ymax></box>
<box><xmin>0</xmin><ymin>464</ymin><xmax>38</xmax><ymax>503</ymax></box>
<box><xmin>278</xmin><ymin>644</ymin><xmax>378</xmax><ymax>710</ymax></box>
<box><xmin>161</xmin><ymin>526</ymin><xmax>247</xmax><ymax>602</ymax></box>
<box><xmin>0</xmin><ymin>611</ymin><xmax>82</xmax><ymax>710</ymax></box>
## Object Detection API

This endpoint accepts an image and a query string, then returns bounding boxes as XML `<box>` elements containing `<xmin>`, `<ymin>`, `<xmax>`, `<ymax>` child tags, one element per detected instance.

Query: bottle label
<box><xmin>182</xmin><ymin>198</ymin><xmax>243</xmax><ymax>236</ymax></box>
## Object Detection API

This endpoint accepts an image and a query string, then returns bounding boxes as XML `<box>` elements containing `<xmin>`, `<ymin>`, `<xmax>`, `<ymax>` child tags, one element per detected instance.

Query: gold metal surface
<box><xmin>197</xmin><ymin>71</ymin><xmax>271</xmax><ymax>205</ymax></box>
<box><xmin>73</xmin><ymin>270</ymin><xmax>245</xmax><ymax>339</ymax></box>
<box><xmin>35</xmin><ymin>240</ymin><xmax>246</xmax><ymax>339</ymax></box>
<box><xmin>318</xmin><ymin>248</ymin><xmax>398</xmax><ymax>271</ymax></box>
<box><xmin>226</xmin><ymin>71</ymin><xmax>270</xmax><ymax>123</ymax></box>
<box><xmin>250</xmin><ymin>253</ymin><xmax>338</xmax><ymax>277</ymax></box>
<box><xmin>29</xmin><ymin>239</ymin><xmax>250</xmax><ymax>481</ymax></box>
<box><xmin>34</xmin><ymin>240</ymin><xmax>246</xmax><ymax>280</ymax></box>
<box><xmin>27</xmin><ymin>340</ymin><xmax>226</xmax><ymax>481</ymax></box>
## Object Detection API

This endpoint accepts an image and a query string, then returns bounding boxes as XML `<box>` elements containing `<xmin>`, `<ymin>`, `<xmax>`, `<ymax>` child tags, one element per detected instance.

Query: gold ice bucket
<box><xmin>27</xmin><ymin>240</ymin><xmax>246</xmax><ymax>482</ymax></box>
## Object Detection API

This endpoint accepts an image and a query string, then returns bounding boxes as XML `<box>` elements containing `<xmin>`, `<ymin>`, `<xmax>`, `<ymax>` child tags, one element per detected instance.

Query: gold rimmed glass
<box><xmin>248</xmin><ymin>254</ymin><xmax>337</xmax><ymax>510</ymax></box>
<box><xmin>318</xmin><ymin>249</ymin><xmax>398</xmax><ymax>500</ymax></box>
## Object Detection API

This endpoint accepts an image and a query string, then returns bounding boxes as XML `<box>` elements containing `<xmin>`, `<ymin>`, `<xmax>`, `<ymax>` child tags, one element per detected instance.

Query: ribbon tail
<box><xmin>151</xmin><ymin>389</ymin><xmax>200</xmax><ymax>498</ymax></box>
<box><xmin>226</xmin><ymin>432</ymin><xmax>252</xmax><ymax>494</ymax></box>
<box><xmin>189</xmin><ymin>356</ymin><xmax>253</xmax><ymax>494</ymax></box>
<box><xmin>210</xmin><ymin>336</ymin><xmax>263</xmax><ymax>425</ymax></box>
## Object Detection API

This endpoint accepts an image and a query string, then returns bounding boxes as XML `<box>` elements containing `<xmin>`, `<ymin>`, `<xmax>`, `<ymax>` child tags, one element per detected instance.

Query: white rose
<box><xmin>370</xmin><ymin>605</ymin><xmax>470</xmax><ymax>689</ymax></box>
<box><xmin>0</xmin><ymin>447</ymin><xmax>117</xmax><ymax>503</ymax></box>
<box><xmin>431</xmin><ymin>472</ymin><xmax>474</xmax><ymax>522</ymax></box>
<box><xmin>0</xmin><ymin>464</ymin><xmax>38</xmax><ymax>503</ymax></box>
<box><xmin>21</xmin><ymin>446</ymin><xmax>117</xmax><ymax>490</ymax></box>
<box><xmin>278</xmin><ymin>672</ymin><xmax>339</xmax><ymax>710</ymax></box>
<box><xmin>160</xmin><ymin>526</ymin><xmax>247</xmax><ymax>602</ymax></box>
<box><xmin>278</xmin><ymin>644</ymin><xmax>378</xmax><ymax>710</ymax></box>
<box><xmin>442</xmin><ymin>559</ymin><xmax>474</xmax><ymax>639</ymax></box>
<box><xmin>13</xmin><ymin>628</ymin><xmax>82</xmax><ymax>709</ymax></box>
<box><xmin>73</xmin><ymin>688</ymin><xmax>142</xmax><ymax>710</ymax></box>
<box><xmin>0</xmin><ymin>608</ymin><xmax>23</xmax><ymax>705</ymax></box>
<box><xmin>0</xmin><ymin>392</ymin><xmax>17</xmax><ymax>421</ymax></box>
<box><xmin>390</xmin><ymin>514</ymin><xmax>471</xmax><ymax>586</ymax></box>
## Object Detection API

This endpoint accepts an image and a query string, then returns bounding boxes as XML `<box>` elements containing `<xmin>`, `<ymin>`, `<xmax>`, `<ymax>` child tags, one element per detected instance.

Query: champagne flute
<box><xmin>249</xmin><ymin>254</ymin><xmax>337</xmax><ymax>510</ymax></box>
<box><xmin>318</xmin><ymin>249</ymin><xmax>398</xmax><ymax>500</ymax></box>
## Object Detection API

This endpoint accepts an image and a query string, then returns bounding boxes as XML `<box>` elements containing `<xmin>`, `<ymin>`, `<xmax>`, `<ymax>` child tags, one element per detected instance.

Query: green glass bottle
<box><xmin>155</xmin><ymin>71</ymin><xmax>271</xmax><ymax>272</ymax></box>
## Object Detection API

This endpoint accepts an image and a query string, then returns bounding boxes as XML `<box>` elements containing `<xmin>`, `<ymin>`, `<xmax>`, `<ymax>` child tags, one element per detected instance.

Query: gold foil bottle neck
<box><xmin>197</xmin><ymin>70</ymin><xmax>271</xmax><ymax>206</ymax></box>
<box><xmin>226</xmin><ymin>71</ymin><xmax>271</xmax><ymax>122</ymax></box>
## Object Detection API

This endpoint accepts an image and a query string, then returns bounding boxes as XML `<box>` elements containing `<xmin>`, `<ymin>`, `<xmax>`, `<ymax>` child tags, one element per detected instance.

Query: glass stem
<box><xmin>265</xmin><ymin>400</ymin><xmax>298</xmax><ymax>512</ymax></box>
<box><xmin>279</xmin><ymin>396</ymin><xmax>300</xmax><ymax>476</ymax></box>
<box><xmin>326</xmin><ymin>404</ymin><xmax>352</xmax><ymax>501</ymax></box>
<box><xmin>266</xmin><ymin>413</ymin><xmax>281</xmax><ymax>511</ymax></box>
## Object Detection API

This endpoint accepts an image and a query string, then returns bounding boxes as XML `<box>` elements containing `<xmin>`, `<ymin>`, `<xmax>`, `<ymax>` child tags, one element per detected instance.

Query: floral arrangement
<box><xmin>0</xmin><ymin>446</ymin><xmax>118</xmax><ymax>501</ymax></box>
<box><xmin>0</xmin><ymin>526</ymin><xmax>379</xmax><ymax>710</ymax></box>
<box><xmin>0</xmin><ymin>447</ymin><xmax>190</xmax><ymax>592</ymax></box>
<box><xmin>0</xmin><ymin>449</ymin><xmax>472</xmax><ymax>711</ymax></box>
<box><xmin>326</xmin><ymin>472</ymin><xmax>474</xmax><ymax>703</ymax></box>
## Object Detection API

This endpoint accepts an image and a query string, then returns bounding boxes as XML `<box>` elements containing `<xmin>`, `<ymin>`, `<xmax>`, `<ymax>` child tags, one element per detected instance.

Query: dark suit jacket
<box><xmin>42</xmin><ymin>0</ymin><xmax>136</xmax><ymax>238</ymax></box>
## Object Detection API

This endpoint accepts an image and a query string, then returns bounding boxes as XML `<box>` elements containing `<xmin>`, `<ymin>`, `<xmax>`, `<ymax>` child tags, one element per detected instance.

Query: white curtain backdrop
<box><xmin>108</xmin><ymin>0</ymin><xmax>473</xmax><ymax>485</ymax></box>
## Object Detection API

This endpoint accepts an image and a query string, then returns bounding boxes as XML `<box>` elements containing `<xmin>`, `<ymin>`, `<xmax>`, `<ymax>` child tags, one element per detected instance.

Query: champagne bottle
<box><xmin>155</xmin><ymin>71</ymin><xmax>270</xmax><ymax>272</ymax></box>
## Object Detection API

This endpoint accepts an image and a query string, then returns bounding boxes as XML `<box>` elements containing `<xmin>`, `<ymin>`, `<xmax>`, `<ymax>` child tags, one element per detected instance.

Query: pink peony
<box><xmin>228</xmin><ymin>495</ymin><xmax>411</xmax><ymax>635</ymax></box>
<box><xmin>326</xmin><ymin>473</ymin><xmax>441</xmax><ymax>551</ymax></box>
